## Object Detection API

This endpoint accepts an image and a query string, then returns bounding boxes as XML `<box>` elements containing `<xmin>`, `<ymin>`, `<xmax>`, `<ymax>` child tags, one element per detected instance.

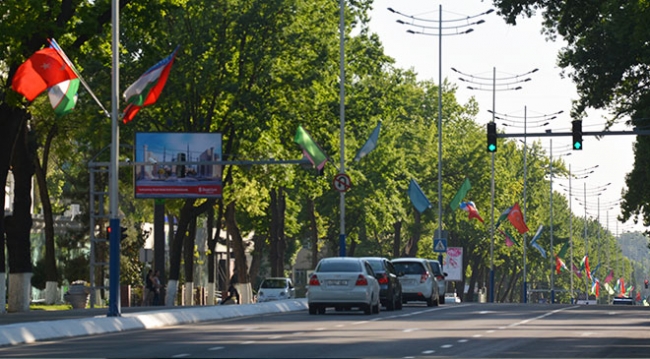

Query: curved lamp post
<box><xmin>388</xmin><ymin>6</ymin><xmax>493</xmax><ymax>264</ymax></box>
<box><xmin>491</xmin><ymin>107</ymin><xmax>561</xmax><ymax>303</ymax></box>
<box><xmin>451</xmin><ymin>67</ymin><xmax>538</xmax><ymax>303</ymax></box>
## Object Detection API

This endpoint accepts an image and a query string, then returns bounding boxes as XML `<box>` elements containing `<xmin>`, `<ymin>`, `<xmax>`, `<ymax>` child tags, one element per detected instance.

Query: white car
<box><xmin>257</xmin><ymin>277</ymin><xmax>295</xmax><ymax>303</ymax></box>
<box><xmin>391</xmin><ymin>258</ymin><xmax>439</xmax><ymax>307</ymax></box>
<box><xmin>307</xmin><ymin>257</ymin><xmax>381</xmax><ymax>315</ymax></box>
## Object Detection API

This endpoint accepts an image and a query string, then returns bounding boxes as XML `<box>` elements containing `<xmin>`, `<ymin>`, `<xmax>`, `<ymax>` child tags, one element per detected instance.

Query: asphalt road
<box><xmin>0</xmin><ymin>303</ymin><xmax>648</xmax><ymax>358</ymax></box>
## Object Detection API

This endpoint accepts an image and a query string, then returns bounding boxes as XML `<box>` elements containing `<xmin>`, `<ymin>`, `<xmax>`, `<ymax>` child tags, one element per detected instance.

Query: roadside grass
<box><xmin>29</xmin><ymin>304</ymin><xmax>73</xmax><ymax>311</ymax></box>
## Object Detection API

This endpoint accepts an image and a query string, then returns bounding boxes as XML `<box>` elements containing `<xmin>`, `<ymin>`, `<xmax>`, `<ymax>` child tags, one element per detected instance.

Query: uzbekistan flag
<box><xmin>12</xmin><ymin>45</ymin><xmax>79</xmax><ymax>116</ymax></box>
<box><xmin>123</xmin><ymin>46</ymin><xmax>179</xmax><ymax>123</ymax></box>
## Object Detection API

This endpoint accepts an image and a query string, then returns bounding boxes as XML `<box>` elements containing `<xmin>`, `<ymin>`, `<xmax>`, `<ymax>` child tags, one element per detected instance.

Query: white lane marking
<box><xmin>478</xmin><ymin>311</ymin><xmax>495</xmax><ymax>314</ymax></box>
<box><xmin>336</xmin><ymin>324</ymin><xmax>345</xmax><ymax>328</ymax></box>
<box><xmin>241</xmin><ymin>341</ymin><xmax>255</xmax><ymax>345</ymax></box>
<box><xmin>269</xmin><ymin>335</ymin><xmax>283</xmax><ymax>339</ymax></box>
<box><xmin>403</xmin><ymin>357</ymin><xmax>415</xmax><ymax>358</ymax></box>
<box><xmin>172</xmin><ymin>354</ymin><xmax>190</xmax><ymax>358</ymax></box>
<box><xmin>314</xmin><ymin>327</ymin><xmax>326</xmax><ymax>331</ymax></box>
<box><xmin>422</xmin><ymin>350</ymin><xmax>435</xmax><ymax>354</ymax></box>
<box><xmin>441</xmin><ymin>344</ymin><xmax>453</xmax><ymax>349</ymax></box>
<box><xmin>458</xmin><ymin>339</ymin><xmax>468</xmax><ymax>343</ymax></box>
<box><xmin>498</xmin><ymin>326</ymin><xmax>507</xmax><ymax>330</ymax></box>
<box><xmin>352</xmin><ymin>321</ymin><xmax>368</xmax><ymax>325</ymax></box>
<box><xmin>293</xmin><ymin>332</ymin><xmax>304</xmax><ymax>335</ymax></box>
<box><xmin>486</xmin><ymin>330</ymin><xmax>495</xmax><ymax>333</ymax></box>
<box><xmin>473</xmin><ymin>334</ymin><xmax>482</xmax><ymax>338</ymax></box>
<box><xmin>403</xmin><ymin>328</ymin><xmax>419</xmax><ymax>333</ymax></box>
<box><xmin>581</xmin><ymin>332</ymin><xmax>595</xmax><ymax>337</ymax></box>
<box><xmin>208</xmin><ymin>347</ymin><xmax>224</xmax><ymax>351</ymax></box>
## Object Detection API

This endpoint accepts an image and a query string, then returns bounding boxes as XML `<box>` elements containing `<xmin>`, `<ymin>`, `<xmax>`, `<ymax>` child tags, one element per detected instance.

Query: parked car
<box><xmin>307</xmin><ymin>257</ymin><xmax>381</xmax><ymax>315</ymax></box>
<box><xmin>427</xmin><ymin>259</ymin><xmax>448</xmax><ymax>304</ymax></box>
<box><xmin>612</xmin><ymin>296</ymin><xmax>634</xmax><ymax>305</ymax></box>
<box><xmin>391</xmin><ymin>258</ymin><xmax>439</xmax><ymax>307</ymax></box>
<box><xmin>257</xmin><ymin>277</ymin><xmax>295</xmax><ymax>303</ymax></box>
<box><xmin>359</xmin><ymin>257</ymin><xmax>403</xmax><ymax>311</ymax></box>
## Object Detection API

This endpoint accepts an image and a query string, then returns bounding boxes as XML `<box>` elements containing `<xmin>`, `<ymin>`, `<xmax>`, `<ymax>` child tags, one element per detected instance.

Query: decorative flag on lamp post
<box><xmin>354</xmin><ymin>121</ymin><xmax>381</xmax><ymax>162</ymax></box>
<box><xmin>604</xmin><ymin>270</ymin><xmax>614</xmax><ymax>284</ymax></box>
<box><xmin>460</xmin><ymin>201</ymin><xmax>484</xmax><ymax>223</ymax></box>
<box><xmin>123</xmin><ymin>46</ymin><xmax>179</xmax><ymax>123</ymax></box>
<box><xmin>581</xmin><ymin>255</ymin><xmax>592</xmax><ymax>280</ymax></box>
<box><xmin>530</xmin><ymin>225</ymin><xmax>546</xmax><ymax>258</ymax></box>
<box><xmin>408</xmin><ymin>179</ymin><xmax>431</xmax><ymax>214</ymax></box>
<box><xmin>11</xmin><ymin>45</ymin><xmax>80</xmax><ymax>116</ymax></box>
<box><xmin>495</xmin><ymin>205</ymin><xmax>512</xmax><ymax>229</ymax></box>
<box><xmin>507</xmin><ymin>202</ymin><xmax>529</xmax><ymax>234</ymax></box>
<box><xmin>294</xmin><ymin>125</ymin><xmax>328</xmax><ymax>170</ymax></box>
<box><xmin>497</xmin><ymin>228</ymin><xmax>519</xmax><ymax>247</ymax></box>
<box><xmin>449</xmin><ymin>178</ymin><xmax>471</xmax><ymax>210</ymax></box>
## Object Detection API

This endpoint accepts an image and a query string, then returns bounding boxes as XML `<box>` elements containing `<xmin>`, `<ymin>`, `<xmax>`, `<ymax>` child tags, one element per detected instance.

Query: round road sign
<box><xmin>333</xmin><ymin>173</ymin><xmax>352</xmax><ymax>192</ymax></box>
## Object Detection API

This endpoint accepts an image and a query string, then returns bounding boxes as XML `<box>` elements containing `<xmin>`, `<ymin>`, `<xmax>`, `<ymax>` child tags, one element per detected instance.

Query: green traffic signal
<box><xmin>487</xmin><ymin>122</ymin><xmax>497</xmax><ymax>153</ymax></box>
<box><xmin>572</xmin><ymin>120</ymin><xmax>582</xmax><ymax>151</ymax></box>
<box><xmin>573</xmin><ymin>141</ymin><xmax>582</xmax><ymax>150</ymax></box>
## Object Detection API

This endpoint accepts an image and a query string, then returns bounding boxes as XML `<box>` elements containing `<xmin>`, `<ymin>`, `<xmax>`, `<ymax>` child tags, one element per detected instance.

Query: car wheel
<box><xmin>426</xmin><ymin>294</ymin><xmax>435</xmax><ymax>307</ymax></box>
<box><xmin>439</xmin><ymin>295</ymin><xmax>445</xmax><ymax>304</ymax></box>
<box><xmin>309</xmin><ymin>305</ymin><xmax>317</xmax><ymax>315</ymax></box>
<box><xmin>396</xmin><ymin>293</ymin><xmax>403</xmax><ymax>310</ymax></box>
<box><xmin>373</xmin><ymin>299</ymin><xmax>380</xmax><ymax>314</ymax></box>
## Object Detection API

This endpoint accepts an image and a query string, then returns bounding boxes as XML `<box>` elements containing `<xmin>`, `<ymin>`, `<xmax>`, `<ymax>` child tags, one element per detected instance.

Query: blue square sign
<box><xmin>433</xmin><ymin>238</ymin><xmax>447</xmax><ymax>253</ymax></box>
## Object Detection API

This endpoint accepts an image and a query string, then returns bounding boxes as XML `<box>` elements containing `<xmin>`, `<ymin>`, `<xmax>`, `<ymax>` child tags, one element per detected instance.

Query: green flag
<box><xmin>449</xmin><ymin>178</ymin><xmax>471</xmax><ymax>211</ymax></box>
<box><xmin>556</xmin><ymin>241</ymin><xmax>569</xmax><ymax>259</ymax></box>
<box><xmin>294</xmin><ymin>125</ymin><xmax>328</xmax><ymax>170</ymax></box>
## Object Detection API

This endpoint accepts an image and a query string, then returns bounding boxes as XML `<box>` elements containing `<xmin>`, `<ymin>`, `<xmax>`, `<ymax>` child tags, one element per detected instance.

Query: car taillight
<box><xmin>420</xmin><ymin>272</ymin><xmax>429</xmax><ymax>283</ymax></box>
<box><xmin>309</xmin><ymin>274</ymin><xmax>320</xmax><ymax>286</ymax></box>
<box><xmin>378</xmin><ymin>273</ymin><xmax>389</xmax><ymax>285</ymax></box>
<box><xmin>436</xmin><ymin>275</ymin><xmax>445</xmax><ymax>281</ymax></box>
<box><xmin>355</xmin><ymin>274</ymin><xmax>368</xmax><ymax>286</ymax></box>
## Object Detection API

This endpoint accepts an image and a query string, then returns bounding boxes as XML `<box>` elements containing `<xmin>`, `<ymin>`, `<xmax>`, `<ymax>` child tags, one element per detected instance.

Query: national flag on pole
<box><xmin>294</xmin><ymin>125</ymin><xmax>328</xmax><ymax>170</ymax></box>
<box><xmin>11</xmin><ymin>46</ymin><xmax>80</xmax><ymax>116</ymax></box>
<box><xmin>604</xmin><ymin>270</ymin><xmax>614</xmax><ymax>284</ymax></box>
<box><xmin>581</xmin><ymin>256</ymin><xmax>591</xmax><ymax>280</ymax></box>
<box><xmin>449</xmin><ymin>178</ymin><xmax>471</xmax><ymax>211</ymax></box>
<box><xmin>495</xmin><ymin>206</ymin><xmax>512</xmax><ymax>228</ymax></box>
<box><xmin>123</xmin><ymin>46</ymin><xmax>179</xmax><ymax>123</ymax></box>
<box><xmin>572</xmin><ymin>262</ymin><xmax>583</xmax><ymax>279</ymax></box>
<box><xmin>555</xmin><ymin>256</ymin><xmax>568</xmax><ymax>274</ymax></box>
<box><xmin>498</xmin><ymin>229</ymin><xmax>519</xmax><ymax>247</ymax></box>
<box><xmin>507</xmin><ymin>202</ymin><xmax>529</xmax><ymax>234</ymax></box>
<box><xmin>530</xmin><ymin>225</ymin><xmax>544</xmax><ymax>244</ymax></box>
<box><xmin>531</xmin><ymin>241</ymin><xmax>546</xmax><ymax>258</ymax></box>
<box><xmin>460</xmin><ymin>201</ymin><xmax>484</xmax><ymax>223</ymax></box>
<box><xmin>605</xmin><ymin>282</ymin><xmax>614</xmax><ymax>295</ymax></box>
<box><xmin>591</xmin><ymin>279</ymin><xmax>600</xmax><ymax>296</ymax></box>
<box><xmin>408</xmin><ymin>179</ymin><xmax>431</xmax><ymax>214</ymax></box>
<box><xmin>636</xmin><ymin>292</ymin><xmax>641</xmax><ymax>302</ymax></box>
<box><xmin>354</xmin><ymin>121</ymin><xmax>381</xmax><ymax>162</ymax></box>
<box><xmin>556</xmin><ymin>241</ymin><xmax>569</xmax><ymax>259</ymax></box>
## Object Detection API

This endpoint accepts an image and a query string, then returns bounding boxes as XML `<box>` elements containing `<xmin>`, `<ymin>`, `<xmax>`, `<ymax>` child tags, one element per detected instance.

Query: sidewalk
<box><xmin>0</xmin><ymin>299</ymin><xmax>308</xmax><ymax>347</ymax></box>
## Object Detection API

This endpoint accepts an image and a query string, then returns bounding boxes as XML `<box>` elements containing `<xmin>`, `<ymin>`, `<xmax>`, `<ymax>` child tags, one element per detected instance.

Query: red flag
<box><xmin>460</xmin><ymin>201</ymin><xmax>484</xmax><ymax>223</ymax></box>
<box><xmin>636</xmin><ymin>292</ymin><xmax>641</xmax><ymax>302</ymax></box>
<box><xmin>507</xmin><ymin>202</ymin><xmax>529</xmax><ymax>234</ymax></box>
<box><xmin>12</xmin><ymin>48</ymin><xmax>77</xmax><ymax>101</ymax></box>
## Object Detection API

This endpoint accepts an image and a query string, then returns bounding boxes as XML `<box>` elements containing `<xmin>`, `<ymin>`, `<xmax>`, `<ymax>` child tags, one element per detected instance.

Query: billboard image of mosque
<box><xmin>134</xmin><ymin>132</ymin><xmax>222</xmax><ymax>199</ymax></box>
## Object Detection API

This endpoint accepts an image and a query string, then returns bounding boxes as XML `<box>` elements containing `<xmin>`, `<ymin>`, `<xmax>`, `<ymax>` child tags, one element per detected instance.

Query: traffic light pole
<box><xmin>496</xmin><ymin>129</ymin><xmax>650</xmax><ymax>139</ymax></box>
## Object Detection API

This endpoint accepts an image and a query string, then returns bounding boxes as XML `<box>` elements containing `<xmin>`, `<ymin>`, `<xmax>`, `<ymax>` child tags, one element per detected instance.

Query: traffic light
<box><xmin>107</xmin><ymin>226</ymin><xmax>128</xmax><ymax>242</ymax></box>
<box><xmin>572</xmin><ymin>120</ymin><xmax>582</xmax><ymax>150</ymax></box>
<box><xmin>487</xmin><ymin>122</ymin><xmax>497</xmax><ymax>152</ymax></box>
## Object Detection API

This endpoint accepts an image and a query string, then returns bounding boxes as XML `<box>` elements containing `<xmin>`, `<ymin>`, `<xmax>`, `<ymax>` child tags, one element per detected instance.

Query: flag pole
<box><xmin>48</xmin><ymin>38</ymin><xmax>111</xmax><ymax>118</ymax></box>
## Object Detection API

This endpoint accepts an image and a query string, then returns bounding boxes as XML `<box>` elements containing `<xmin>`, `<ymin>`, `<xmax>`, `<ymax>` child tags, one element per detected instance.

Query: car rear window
<box><xmin>429</xmin><ymin>261</ymin><xmax>442</xmax><ymax>275</ymax></box>
<box><xmin>317</xmin><ymin>260</ymin><xmax>362</xmax><ymax>272</ymax></box>
<box><xmin>363</xmin><ymin>259</ymin><xmax>384</xmax><ymax>272</ymax></box>
<box><xmin>261</xmin><ymin>279</ymin><xmax>287</xmax><ymax>289</ymax></box>
<box><xmin>393</xmin><ymin>262</ymin><xmax>425</xmax><ymax>275</ymax></box>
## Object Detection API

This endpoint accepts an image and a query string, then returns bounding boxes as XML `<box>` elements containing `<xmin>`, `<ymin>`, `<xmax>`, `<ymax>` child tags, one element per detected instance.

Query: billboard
<box><xmin>443</xmin><ymin>247</ymin><xmax>463</xmax><ymax>281</ymax></box>
<box><xmin>134</xmin><ymin>132</ymin><xmax>222</xmax><ymax>199</ymax></box>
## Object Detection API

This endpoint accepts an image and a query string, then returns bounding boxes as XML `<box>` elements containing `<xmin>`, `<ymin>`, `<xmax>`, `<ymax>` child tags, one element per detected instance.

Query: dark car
<box><xmin>359</xmin><ymin>257</ymin><xmax>403</xmax><ymax>311</ymax></box>
<box><xmin>427</xmin><ymin>259</ymin><xmax>448</xmax><ymax>304</ymax></box>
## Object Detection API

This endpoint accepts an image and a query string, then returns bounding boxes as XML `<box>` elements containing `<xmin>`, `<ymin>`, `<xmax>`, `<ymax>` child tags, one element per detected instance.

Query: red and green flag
<box><xmin>123</xmin><ymin>47</ymin><xmax>179</xmax><ymax>123</ymax></box>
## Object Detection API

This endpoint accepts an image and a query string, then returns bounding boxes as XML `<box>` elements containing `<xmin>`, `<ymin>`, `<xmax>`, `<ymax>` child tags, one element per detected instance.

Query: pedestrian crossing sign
<box><xmin>433</xmin><ymin>238</ymin><xmax>447</xmax><ymax>253</ymax></box>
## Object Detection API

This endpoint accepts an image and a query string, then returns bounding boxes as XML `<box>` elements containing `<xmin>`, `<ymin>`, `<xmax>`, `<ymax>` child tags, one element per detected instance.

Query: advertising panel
<box><xmin>134</xmin><ymin>132</ymin><xmax>222</xmax><ymax>199</ymax></box>
<box><xmin>444</xmin><ymin>247</ymin><xmax>463</xmax><ymax>281</ymax></box>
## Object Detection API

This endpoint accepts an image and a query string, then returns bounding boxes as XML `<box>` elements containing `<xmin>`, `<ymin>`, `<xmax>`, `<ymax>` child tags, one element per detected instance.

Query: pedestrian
<box><xmin>152</xmin><ymin>270</ymin><xmax>162</xmax><ymax>306</ymax></box>
<box><xmin>143</xmin><ymin>269</ymin><xmax>154</xmax><ymax>306</ymax></box>
<box><xmin>221</xmin><ymin>271</ymin><xmax>239</xmax><ymax>305</ymax></box>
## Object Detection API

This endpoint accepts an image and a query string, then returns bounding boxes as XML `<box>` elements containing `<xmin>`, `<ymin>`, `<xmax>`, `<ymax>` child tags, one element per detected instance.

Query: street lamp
<box><xmin>490</xmin><ymin>107</ymin><xmax>560</xmax><ymax>303</ymax></box>
<box><xmin>452</xmin><ymin>67</ymin><xmax>538</xmax><ymax>303</ymax></box>
<box><xmin>389</xmin><ymin>5</ymin><xmax>493</xmax><ymax>262</ymax></box>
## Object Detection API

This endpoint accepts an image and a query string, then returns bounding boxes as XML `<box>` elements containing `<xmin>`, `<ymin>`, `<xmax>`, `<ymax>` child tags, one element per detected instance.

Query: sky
<box><xmin>368</xmin><ymin>0</ymin><xmax>644</xmax><ymax>234</ymax></box>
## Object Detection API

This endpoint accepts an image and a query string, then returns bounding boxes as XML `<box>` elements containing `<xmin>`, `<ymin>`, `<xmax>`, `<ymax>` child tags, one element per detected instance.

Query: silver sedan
<box><xmin>307</xmin><ymin>257</ymin><xmax>381</xmax><ymax>315</ymax></box>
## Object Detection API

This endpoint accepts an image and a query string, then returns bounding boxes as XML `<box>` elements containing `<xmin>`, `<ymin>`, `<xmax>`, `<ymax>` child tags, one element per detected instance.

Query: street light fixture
<box><xmin>452</xmin><ymin>67</ymin><xmax>538</xmax><ymax>303</ymax></box>
<box><xmin>389</xmin><ymin>6</ymin><xmax>493</xmax><ymax>262</ymax></box>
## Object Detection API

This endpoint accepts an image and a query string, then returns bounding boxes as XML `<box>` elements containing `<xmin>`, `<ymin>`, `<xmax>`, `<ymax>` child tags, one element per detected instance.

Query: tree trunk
<box><xmin>402</xmin><ymin>210</ymin><xmax>421</xmax><ymax>257</ymax></box>
<box><xmin>225</xmin><ymin>201</ymin><xmax>252</xmax><ymax>303</ymax></box>
<box><xmin>6</xmin><ymin>122</ymin><xmax>36</xmax><ymax>312</ymax></box>
<box><xmin>392</xmin><ymin>221</ymin><xmax>402</xmax><ymax>258</ymax></box>
<box><xmin>167</xmin><ymin>199</ymin><xmax>196</xmax><ymax>305</ymax></box>
<box><xmin>182</xmin><ymin>216</ymin><xmax>197</xmax><ymax>305</ymax></box>
<box><xmin>308</xmin><ymin>199</ymin><xmax>319</xmax><ymax>269</ymax></box>
<box><xmin>34</xmin><ymin>123</ymin><xmax>59</xmax><ymax>304</ymax></box>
